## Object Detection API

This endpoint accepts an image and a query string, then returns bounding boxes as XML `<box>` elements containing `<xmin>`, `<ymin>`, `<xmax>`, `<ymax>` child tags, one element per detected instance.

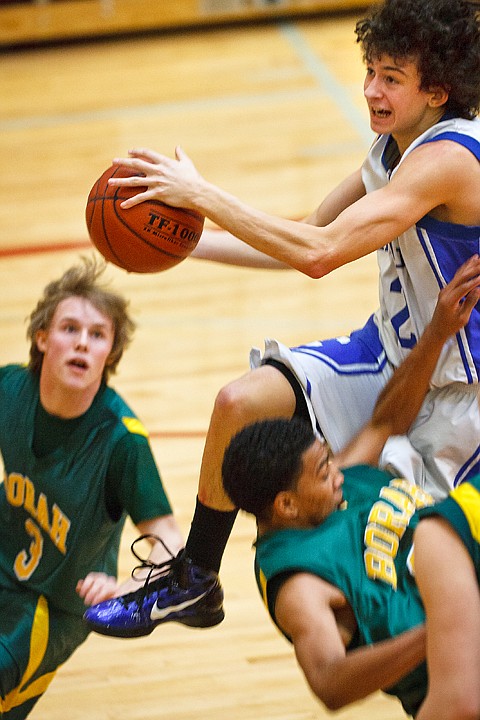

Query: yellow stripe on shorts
<box><xmin>450</xmin><ymin>482</ymin><xmax>480</xmax><ymax>544</ymax></box>
<box><xmin>2</xmin><ymin>595</ymin><xmax>57</xmax><ymax>712</ymax></box>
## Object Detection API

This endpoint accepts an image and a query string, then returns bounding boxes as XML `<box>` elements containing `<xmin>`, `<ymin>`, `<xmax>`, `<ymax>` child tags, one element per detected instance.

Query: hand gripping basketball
<box><xmin>86</xmin><ymin>165</ymin><xmax>205</xmax><ymax>273</ymax></box>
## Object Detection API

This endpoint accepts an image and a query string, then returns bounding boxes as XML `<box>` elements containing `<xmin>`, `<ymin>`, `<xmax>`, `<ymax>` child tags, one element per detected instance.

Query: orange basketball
<box><xmin>85</xmin><ymin>165</ymin><xmax>204</xmax><ymax>273</ymax></box>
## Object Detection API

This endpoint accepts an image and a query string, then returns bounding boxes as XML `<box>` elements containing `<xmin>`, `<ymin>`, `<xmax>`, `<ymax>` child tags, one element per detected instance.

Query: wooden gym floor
<box><xmin>1</xmin><ymin>11</ymin><xmax>407</xmax><ymax>720</ymax></box>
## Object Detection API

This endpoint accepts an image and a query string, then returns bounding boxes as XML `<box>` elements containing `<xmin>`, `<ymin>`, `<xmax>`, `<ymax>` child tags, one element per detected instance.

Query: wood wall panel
<box><xmin>1</xmin><ymin>0</ymin><xmax>374</xmax><ymax>47</ymax></box>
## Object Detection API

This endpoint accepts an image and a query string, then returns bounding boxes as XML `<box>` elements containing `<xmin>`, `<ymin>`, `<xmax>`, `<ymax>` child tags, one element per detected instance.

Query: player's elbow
<box><xmin>300</xmin><ymin>247</ymin><xmax>339</xmax><ymax>279</ymax></box>
<box><xmin>322</xmin><ymin>695</ymin><xmax>349</xmax><ymax>712</ymax></box>
<box><xmin>310</xmin><ymin>680</ymin><xmax>352</xmax><ymax>711</ymax></box>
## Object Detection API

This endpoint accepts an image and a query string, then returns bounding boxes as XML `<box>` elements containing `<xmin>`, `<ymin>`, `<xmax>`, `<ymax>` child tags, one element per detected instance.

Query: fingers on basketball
<box><xmin>86</xmin><ymin>165</ymin><xmax>204</xmax><ymax>273</ymax></box>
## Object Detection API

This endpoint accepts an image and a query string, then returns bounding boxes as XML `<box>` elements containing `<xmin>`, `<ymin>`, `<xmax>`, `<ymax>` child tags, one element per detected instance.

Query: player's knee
<box><xmin>213</xmin><ymin>380</ymin><xmax>257</xmax><ymax>426</ymax></box>
<box><xmin>213</xmin><ymin>367</ymin><xmax>295</xmax><ymax>429</ymax></box>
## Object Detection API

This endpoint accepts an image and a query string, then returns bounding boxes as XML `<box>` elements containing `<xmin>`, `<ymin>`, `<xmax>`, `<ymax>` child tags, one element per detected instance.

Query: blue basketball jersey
<box><xmin>363</xmin><ymin>116</ymin><xmax>480</xmax><ymax>385</ymax></box>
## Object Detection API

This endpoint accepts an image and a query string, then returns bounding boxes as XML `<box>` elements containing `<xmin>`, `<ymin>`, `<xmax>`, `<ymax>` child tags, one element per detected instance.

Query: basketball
<box><xmin>85</xmin><ymin>165</ymin><xmax>205</xmax><ymax>273</ymax></box>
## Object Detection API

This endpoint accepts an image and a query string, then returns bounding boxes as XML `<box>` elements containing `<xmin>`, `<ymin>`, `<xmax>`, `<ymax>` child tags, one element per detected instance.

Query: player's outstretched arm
<box><xmin>106</xmin><ymin>141</ymin><xmax>469</xmax><ymax>278</ymax></box>
<box><xmin>336</xmin><ymin>254</ymin><xmax>480</xmax><ymax>469</ymax></box>
<box><xmin>105</xmin><ymin>146</ymin><xmax>391</xmax><ymax>277</ymax></box>
<box><xmin>109</xmin><ymin>148</ymin><xmax>366</xmax><ymax>271</ymax></box>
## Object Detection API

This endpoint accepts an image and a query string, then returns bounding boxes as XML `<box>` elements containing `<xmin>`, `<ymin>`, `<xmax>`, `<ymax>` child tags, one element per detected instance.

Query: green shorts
<box><xmin>0</xmin><ymin>585</ymin><xmax>89</xmax><ymax>719</ymax></box>
<box><xmin>420</xmin><ymin>473</ymin><xmax>480</xmax><ymax>577</ymax></box>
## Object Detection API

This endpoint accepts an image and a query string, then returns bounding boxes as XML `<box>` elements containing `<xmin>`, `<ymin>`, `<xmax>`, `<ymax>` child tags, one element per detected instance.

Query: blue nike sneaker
<box><xmin>83</xmin><ymin>540</ymin><xmax>224</xmax><ymax>638</ymax></box>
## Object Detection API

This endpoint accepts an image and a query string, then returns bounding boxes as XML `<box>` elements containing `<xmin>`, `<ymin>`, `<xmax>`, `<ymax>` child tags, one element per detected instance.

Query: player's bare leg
<box><xmin>198</xmin><ymin>364</ymin><xmax>297</xmax><ymax>510</ymax></box>
<box><xmin>84</xmin><ymin>365</ymin><xmax>297</xmax><ymax>637</ymax></box>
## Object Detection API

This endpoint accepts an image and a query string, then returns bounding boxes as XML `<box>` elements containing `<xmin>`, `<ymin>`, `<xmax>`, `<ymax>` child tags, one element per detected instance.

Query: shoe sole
<box><xmin>175</xmin><ymin>607</ymin><xmax>225</xmax><ymax>628</ymax></box>
<box><xmin>83</xmin><ymin>607</ymin><xmax>225</xmax><ymax>638</ymax></box>
<box><xmin>83</xmin><ymin>618</ymin><xmax>153</xmax><ymax>638</ymax></box>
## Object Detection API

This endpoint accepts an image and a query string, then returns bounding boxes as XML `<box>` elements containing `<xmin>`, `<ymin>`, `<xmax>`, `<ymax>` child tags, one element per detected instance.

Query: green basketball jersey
<box><xmin>255</xmin><ymin>465</ymin><xmax>435</xmax><ymax>716</ymax></box>
<box><xmin>0</xmin><ymin>364</ymin><xmax>170</xmax><ymax>617</ymax></box>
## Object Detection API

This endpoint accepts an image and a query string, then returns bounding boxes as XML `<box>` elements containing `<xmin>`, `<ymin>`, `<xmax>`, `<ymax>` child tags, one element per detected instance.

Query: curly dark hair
<box><xmin>27</xmin><ymin>256</ymin><xmax>135</xmax><ymax>381</ymax></box>
<box><xmin>222</xmin><ymin>417</ymin><xmax>316</xmax><ymax>523</ymax></box>
<box><xmin>355</xmin><ymin>0</ymin><xmax>480</xmax><ymax>118</ymax></box>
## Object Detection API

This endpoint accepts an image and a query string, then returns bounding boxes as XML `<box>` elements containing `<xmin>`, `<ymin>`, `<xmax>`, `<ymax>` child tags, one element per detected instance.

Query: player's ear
<box><xmin>428</xmin><ymin>85</ymin><xmax>449</xmax><ymax>108</ymax></box>
<box><xmin>274</xmin><ymin>491</ymin><xmax>298</xmax><ymax>521</ymax></box>
<box><xmin>35</xmin><ymin>329</ymin><xmax>47</xmax><ymax>353</ymax></box>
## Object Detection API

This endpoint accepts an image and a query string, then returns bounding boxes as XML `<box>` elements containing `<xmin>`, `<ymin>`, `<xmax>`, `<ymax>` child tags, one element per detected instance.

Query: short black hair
<box><xmin>355</xmin><ymin>0</ymin><xmax>480</xmax><ymax>118</ymax></box>
<box><xmin>222</xmin><ymin>417</ymin><xmax>316</xmax><ymax>522</ymax></box>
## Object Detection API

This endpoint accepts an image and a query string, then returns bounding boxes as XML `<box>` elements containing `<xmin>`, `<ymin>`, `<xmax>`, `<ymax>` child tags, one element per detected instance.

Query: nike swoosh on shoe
<box><xmin>150</xmin><ymin>591</ymin><xmax>208</xmax><ymax>621</ymax></box>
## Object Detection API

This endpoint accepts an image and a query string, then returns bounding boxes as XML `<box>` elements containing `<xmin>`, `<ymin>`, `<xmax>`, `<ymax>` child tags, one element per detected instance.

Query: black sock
<box><xmin>184</xmin><ymin>497</ymin><xmax>238</xmax><ymax>573</ymax></box>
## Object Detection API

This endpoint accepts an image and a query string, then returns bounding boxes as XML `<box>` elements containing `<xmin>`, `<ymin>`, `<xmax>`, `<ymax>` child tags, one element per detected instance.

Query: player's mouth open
<box><xmin>69</xmin><ymin>359</ymin><xmax>88</xmax><ymax>370</ymax></box>
<box><xmin>371</xmin><ymin>107</ymin><xmax>391</xmax><ymax>118</ymax></box>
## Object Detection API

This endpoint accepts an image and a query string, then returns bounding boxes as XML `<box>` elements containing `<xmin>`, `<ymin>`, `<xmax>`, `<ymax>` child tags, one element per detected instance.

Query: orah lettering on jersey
<box><xmin>363</xmin><ymin>479</ymin><xmax>433</xmax><ymax>589</ymax></box>
<box><xmin>3</xmin><ymin>471</ymin><xmax>71</xmax><ymax>580</ymax></box>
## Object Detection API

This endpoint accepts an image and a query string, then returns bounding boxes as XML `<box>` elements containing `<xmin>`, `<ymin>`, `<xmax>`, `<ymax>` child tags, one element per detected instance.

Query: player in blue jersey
<box><xmin>0</xmin><ymin>258</ymin><xmax>198</xmax><ymax>719</ymax></box>
<box><xmin>84</xmin><ymin>0</ymin><xmax>480</xmax><ymax>638</ymax></box>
